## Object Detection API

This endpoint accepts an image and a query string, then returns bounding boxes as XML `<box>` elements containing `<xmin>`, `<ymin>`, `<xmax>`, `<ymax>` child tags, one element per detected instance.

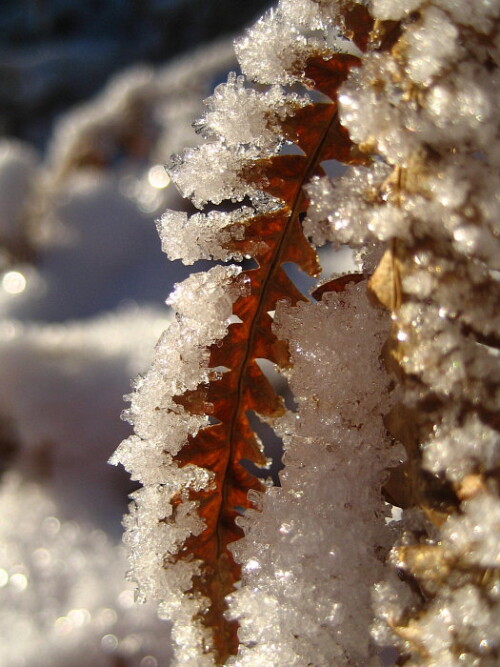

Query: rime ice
<box><xmin>336</xmin><ymin>1</ymin><xmax>500</xmax><ymax>663</ymax></box>
<box><xmin>227</xmin><ymin>283</ymin><xmax>400</xmax><ymax>665</ymax></box>
<box><xmin>111</xmin><ymin>266</ymin><xmax>246</xmax><ymax>663</ymax></box>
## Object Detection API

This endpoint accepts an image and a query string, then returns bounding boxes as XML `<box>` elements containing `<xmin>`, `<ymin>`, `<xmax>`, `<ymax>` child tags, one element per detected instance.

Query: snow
<box><xmin>0</xmin><ymin>307</ymin><xmax>168</xmax><ymax>529</ymax></box>
<box><xmin>227</xmin><ymin>282</ymin><xmax>402</xmax><ymax>665</ymax></box>
<box><xmin>0</xmin><ymin>141</ymin><xmax>39</xmax><ymax>244</ymax></box>
<box><xmin>0</xmin><ymin>472</ymin><xmax>173</xmax><ymax>667</ymax></box>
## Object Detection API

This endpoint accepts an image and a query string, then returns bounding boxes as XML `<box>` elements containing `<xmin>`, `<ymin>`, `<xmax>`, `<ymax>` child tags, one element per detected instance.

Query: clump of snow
<box><xmin>227</xmin><ymin>282</ymin><xmax>402</xmax><ymax>665</ymax></box>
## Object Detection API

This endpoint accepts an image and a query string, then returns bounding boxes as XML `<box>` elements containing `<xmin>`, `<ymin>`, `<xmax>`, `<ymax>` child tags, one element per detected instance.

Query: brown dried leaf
<box><xmin>170</xmin><ymin>51</ymin><xmax>363</xmax><ymax>661</ymax></box>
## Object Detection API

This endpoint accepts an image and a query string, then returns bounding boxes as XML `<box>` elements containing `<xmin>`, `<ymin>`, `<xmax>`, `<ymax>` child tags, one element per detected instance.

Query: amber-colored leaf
<box><xmin>312</xmin><ymin>273</ymin><xmax>366</xmax><ymax>301</ymax></box>
<box><xmin>171</xmin><ymin>51</ymin><xmax>363</xmax><ymax>663</ymax></box>
<box><xmin>368</xmin><ymin>245</ymin><xmax>403</xmax><ymax>311</ymax></box>
<box><xmin>341</xmin><ymin>2</ymin><xmax>374</xmax><ymax>52</ymax></box>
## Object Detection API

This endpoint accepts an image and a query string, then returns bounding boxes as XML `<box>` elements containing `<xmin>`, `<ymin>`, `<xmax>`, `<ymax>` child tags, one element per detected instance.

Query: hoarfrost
<box><xmin>158</xmin><ymin>208</ymin><xmax>250</xmax><ymax>264</ymax></box>
<box><xmin>235</xmin><ymin>9</ymin><xmax>316</xmax><ymax>85</ymax></box>
<box><xmin>112</xmin><ymin>0</ymin><xmax>500</xmax><ymax>663</ymax></box>
<box><xmin>404</xmin><ymin>6</ymin><xmax>460</xmax><ymax>86</ymax></box>
<box><xmin>335</xmin><ymin>1</ymin><xmax>500</xmax><ymax>663</ymax></box>
<box><xmin>196</xmin><ymin>72</ymin><xmax>307</xmax><ymax>151</ymax></box>
<box><xmin>111</xmin><ymin>265</ymin><xmax>247</xmax><ymax>663</ymax></box>
<box><xmin>168</xmin><ymin>142</ymin><xmax>261</xmax><ymax>209</ymax></box>
<box><xmin>305</xmin><ymin>163</ymin><xmax>392</xmax><ymax>246</ymax></box>
<box><xmin>227</xmin><ymin>283</ymin><xmax>402</xmax><ymax>665</ymax></box>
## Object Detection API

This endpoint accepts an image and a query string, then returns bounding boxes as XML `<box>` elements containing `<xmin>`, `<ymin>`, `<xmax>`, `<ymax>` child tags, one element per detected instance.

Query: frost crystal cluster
<box><xmin>113</xmin><ymin>0</ymin><xmax>500</xmax><ymax>665</ymax></box>
<box><xmin>227</xmin><ymin>283</ymin><xmax>401</xmax><ymax>665</ymax></box>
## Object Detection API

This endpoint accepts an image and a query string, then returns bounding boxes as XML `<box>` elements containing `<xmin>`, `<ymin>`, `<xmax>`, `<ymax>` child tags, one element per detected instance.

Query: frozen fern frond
<box><xmin>113</xmin><ymin>0</ymin><xmax>500</xmax><ymax>664</ymax></box>
<box><xmin>112</xmin><ymin>3</ymin><xmax>376</xmax><ymax>663</ymax></box>
<box><xmin>163</xmin><ymin>53</ymin><xmax>365</xmax><ymax>663</ymax></box>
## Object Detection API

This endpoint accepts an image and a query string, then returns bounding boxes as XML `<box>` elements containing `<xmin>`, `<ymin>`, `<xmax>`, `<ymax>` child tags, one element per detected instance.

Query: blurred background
<box><xmin>0</xmin><ymin>2</ymin><xmax>272</xmax><ymax>665</ymax></box>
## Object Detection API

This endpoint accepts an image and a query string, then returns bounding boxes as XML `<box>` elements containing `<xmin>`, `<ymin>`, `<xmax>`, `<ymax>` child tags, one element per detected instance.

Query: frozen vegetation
<box><xmin>0</xmin><ymin>1</ymin><xmax>499</xmax><ymax>666</ymax></box>
<box><xmin>111</xmin><ymin>0</ymin><xmax>500</xmax><ymax>665</ymax></box>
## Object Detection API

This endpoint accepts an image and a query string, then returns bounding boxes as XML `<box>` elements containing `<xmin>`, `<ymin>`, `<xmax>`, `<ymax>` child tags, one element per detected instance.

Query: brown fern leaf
<box><xmin>171</xmin><ymin>52</ymin><xmax>363</xmax><ymax>662</ymax></box>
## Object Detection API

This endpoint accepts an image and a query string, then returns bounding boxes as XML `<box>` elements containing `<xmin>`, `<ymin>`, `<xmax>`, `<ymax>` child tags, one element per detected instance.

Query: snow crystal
<box><xmin>235</xmin><ymin>9</ymin><xmax>314</xmax><ymax>85</ymax></box>
<box><xmin>158</xmin><ymin>208</ymin><xmax>250</xmax><ymax>265</ymax></box>
<box><xmin>227</xmin><ymin>282</ymin><xmax>402</xmax><ymax>665</ymax></box>
<box><xmin>415</xmin><ymin>583</ymin><xmax>500</xmax><ymax>662</ymax></box>
<box><xmin>373</xmin><ymin>0</ymin><xmax>500</xmax><ymax>32</ymax></box>
<box><xmin>197</xmin><ymin>72</ymin><xmax>307</xmax><ymax>151</ymax></box>
<box><xmin>168</xmin><ymin>142</ymin><xmax>261</xmax><ymax>208</ymax></box>
<box><xmin>109</xmin><ymin>1</ymin><xmax>500</xmax><ymax>664</ymax></box>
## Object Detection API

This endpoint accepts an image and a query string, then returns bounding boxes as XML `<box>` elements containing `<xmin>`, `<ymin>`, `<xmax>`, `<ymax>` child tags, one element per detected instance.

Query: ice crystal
<box><xmin>158</xmin><ymin>208</ymin><xmax>250</xmax><ymax>265</ymax></box>
<box><xmin>235</xmin><ymin>9</ymin><xmax>312</xmax><ymax>86</ymax></box>
<box><xmin>111</xmin><ymin>265</ymin><xmax>247</xmax><ymax>662</ymax></box>
<box><xmin>305</xmin><ymin>163</ymin><xmax>392</xmax><ymax>246</ymax></box>
<box><xmin>227</xmin><ymin>283</ymin><xmax>402</xmax><ymax>665</ymax></box>
<box><xmin>335</xmin><ymin>1</ymin><xmax>500</xmax><ymax>663</ymax></box>
<box><xmin>196</xmin><ymin>72</ymin><xmax>307</xmax><ymax>151</ymax></box>
<box><xmin>168</xmin><ymin>142</ymin><xmax>263</xmax><ymax>209</ymax></box>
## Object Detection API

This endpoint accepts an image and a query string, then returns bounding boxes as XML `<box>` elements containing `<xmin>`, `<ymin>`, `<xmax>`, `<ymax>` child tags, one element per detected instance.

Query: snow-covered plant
<box><xmin>112</xmin><ymin>0</ymin><xmax>500</xmax><ymax>664</ymax></box>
